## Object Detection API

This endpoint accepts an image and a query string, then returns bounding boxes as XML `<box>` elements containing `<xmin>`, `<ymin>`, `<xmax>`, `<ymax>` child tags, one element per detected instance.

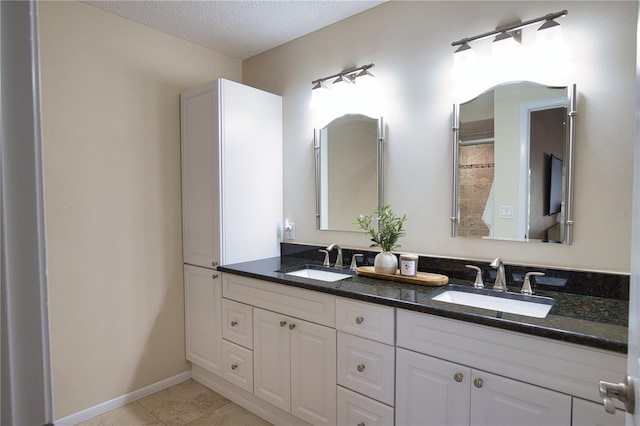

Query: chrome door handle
<box><xmin>599</xmin><ymin>376</ymin><xmax>635</xmax><ymax>414</ymax></box>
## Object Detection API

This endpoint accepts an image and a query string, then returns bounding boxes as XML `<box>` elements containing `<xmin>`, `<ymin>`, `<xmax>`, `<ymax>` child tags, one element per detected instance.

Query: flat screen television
<box><xmin>547</xmin><ymin>154</ymin><xmax>563</xmax><ymax>215</ymax></box>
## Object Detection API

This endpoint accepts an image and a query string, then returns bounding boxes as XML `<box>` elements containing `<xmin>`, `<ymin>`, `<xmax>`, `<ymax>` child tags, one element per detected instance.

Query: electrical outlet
<box><xmin>499</xmin><ymin>205</ymin><xmax>514</xmax><ymax>219</ymax></box>
<box><xmin>285</xmin><ymin>222</ymin><xmax>295</xmax><ymax>240</ymax></box>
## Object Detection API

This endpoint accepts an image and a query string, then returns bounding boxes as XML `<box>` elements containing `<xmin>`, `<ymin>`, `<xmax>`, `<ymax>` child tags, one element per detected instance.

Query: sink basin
<box><xmin>282</xmin><ymin>267</ymin><xmax>353</xmax><ymax>282</ymax></box>
<box><xmin>431</xmin><ymin>285</ymin><xmax>554</xmax><ymax>318</ymax></box>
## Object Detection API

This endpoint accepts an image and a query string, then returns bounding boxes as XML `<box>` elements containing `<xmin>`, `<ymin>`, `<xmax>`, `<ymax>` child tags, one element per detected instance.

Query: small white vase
<box><xmin>374</xmin><ymin>251</ymin><xmax>398</xmax><ymax>275</ymax></box>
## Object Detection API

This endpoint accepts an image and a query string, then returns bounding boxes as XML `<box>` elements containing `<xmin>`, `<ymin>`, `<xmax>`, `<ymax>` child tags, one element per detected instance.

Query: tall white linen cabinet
<box><xmin>180</xmin><ymin>79</ymin><xmax>283</xmax><ymax>378</ymax></box>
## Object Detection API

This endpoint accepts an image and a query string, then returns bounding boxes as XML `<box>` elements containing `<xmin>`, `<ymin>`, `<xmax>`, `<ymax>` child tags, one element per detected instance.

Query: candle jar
<box><xmin>399</xmin><ymin>254</ymin><xmax>418</xmax><ymax>277</ymax></box>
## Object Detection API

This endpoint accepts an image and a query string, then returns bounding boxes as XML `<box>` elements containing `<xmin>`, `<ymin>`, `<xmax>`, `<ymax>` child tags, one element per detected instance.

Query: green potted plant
<box><xmin>355</xmin><ymin>203</ymin><xmax>408</xmax><ymax>274</ymax></box>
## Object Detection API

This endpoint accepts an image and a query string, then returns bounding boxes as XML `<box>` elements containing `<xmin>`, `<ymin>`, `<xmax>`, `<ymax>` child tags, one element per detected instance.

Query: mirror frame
<box><xmin>451</xmin><ymin>83</ymin><xmax>577</xmax><ymax>244</ymax></box>
<box><xmin>314</xmin><ymin>115</ymin><xmax>385</xmax><ymax>230</ymax></box>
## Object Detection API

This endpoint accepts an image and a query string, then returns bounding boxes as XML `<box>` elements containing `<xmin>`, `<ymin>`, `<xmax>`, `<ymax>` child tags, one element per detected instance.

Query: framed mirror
<box><xmin>451</xmin><ymin>81</ymin><xmax>577</xmax><ymax>244</ymax></box>
<box><xmin>314</xmin><ymin>114</ymin><xmax>384</xmax><ymax>231</ymax></box>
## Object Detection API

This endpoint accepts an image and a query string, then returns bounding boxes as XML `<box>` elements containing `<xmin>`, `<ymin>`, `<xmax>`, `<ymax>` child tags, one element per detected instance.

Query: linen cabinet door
<box><xmin>184</xmin><ymin>264</ymin><xmax>222</xmax><ymax>375</ymax></box>
<box><xmin>290</xmin><ymin>319</ymin><xmax>336</xmax><ymax>426</ymax></box>
<box><xmin>180</xmin><ymin>83</ymin><xmax>221</xmax><ymax>269</ymax></box>
<box><xmin>253</xmin><ymin>308</ymin><xmax>291</xmax><ymax>412</ymax></box>
<box><xmin>395</xmin><ymin>348</ymin><xmax>470</xmax><ymax>426</ymax></box>
<box><xmin>470</xmin><ymin>370</ymin><xmax>571</xmax><ymax>426</ymax></box>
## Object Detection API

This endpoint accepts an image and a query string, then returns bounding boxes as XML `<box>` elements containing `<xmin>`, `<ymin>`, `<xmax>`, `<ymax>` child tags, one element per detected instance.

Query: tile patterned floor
<box><xmin>76</xmin><ymin>379</ymin><xmax>272</xmax><ymax>426</ymax></box>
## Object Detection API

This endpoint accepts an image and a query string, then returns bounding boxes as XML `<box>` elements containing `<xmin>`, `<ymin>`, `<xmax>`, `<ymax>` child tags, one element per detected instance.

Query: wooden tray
<box><xmin>355</xmin><ymin>266</ymin><xmax>449</xmax><ymax>287</ymax></box>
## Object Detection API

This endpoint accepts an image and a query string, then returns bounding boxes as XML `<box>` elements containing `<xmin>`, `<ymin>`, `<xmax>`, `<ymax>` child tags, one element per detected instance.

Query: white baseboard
<box><xmin>55</xmin><ymin>370</ymin><xmax>192</xmax><ymax>426</ymax></box>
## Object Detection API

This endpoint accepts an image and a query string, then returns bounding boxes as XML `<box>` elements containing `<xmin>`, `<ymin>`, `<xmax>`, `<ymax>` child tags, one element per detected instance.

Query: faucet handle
<box><xmin>521</xmin><ymin>272</ymin><xmax>545</xmax><ymax>295</ymax></box>
<box><xmin>350</xmin><ymin>254</ymin><xmax>364</xmax><ymax>271</ymax></box>
<box><xmin>319</xmin><ymin>249</ymin><xmax>330</xmax><ymax>267</ymax></box>
<box><xmin>465</xmin><ymin>265</ymin><xmax>484</xmax><ymax>289</ymax></box>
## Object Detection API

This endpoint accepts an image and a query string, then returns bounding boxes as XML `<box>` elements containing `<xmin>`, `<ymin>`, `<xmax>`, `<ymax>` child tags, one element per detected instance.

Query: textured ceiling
<box><xmin>83</xmin><ymin>1</ymin><xmax>386</xmax><ymax>60</ymax></box>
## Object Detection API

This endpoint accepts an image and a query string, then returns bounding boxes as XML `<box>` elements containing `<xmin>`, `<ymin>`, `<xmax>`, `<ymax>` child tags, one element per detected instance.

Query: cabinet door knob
<box><xmin>357</xmin><ymin>364</ymin><xmax>365</xmax><ymax>373</ymax></box>
<box><xmin>355</xmin><ymin>316</ymin><xmax>364</xmax><ymax>325</ymax></box>
<box><xmin>230</xmin><ymin>321</ymin><xmax>238</xmax><ymax>327</ymax></box>
<box><xmin>231</xmin><ymin>363</ymin><xmax>238</xmax><ymax>370</ymax></box>
<box><xmin>280</xmin><ymin>320</ymin><xmax>287</xmax><ymax>327</ymax></box>
<box><xmin>212</xmin><ymin>261</ymin><xmax>218</xmax><ymax>268</ymax></box>
<box><xmin>212</xmin><ymin>273</ymin><xmax>218</xmax><ymax>279</ymax></box>
<box><xmin>473</xmin><ymin>378</ymin><xmax>483</xmax><ymax>388</ymax></box>
<box><xmin>454</xmin><ymin>373</ymin><xmax>464</xmax><ymax>383</ymax></box>
<box><xmin>289</xmin><ymin>323</ymin><xmax>296</xmax><ymax>330</ymax></box>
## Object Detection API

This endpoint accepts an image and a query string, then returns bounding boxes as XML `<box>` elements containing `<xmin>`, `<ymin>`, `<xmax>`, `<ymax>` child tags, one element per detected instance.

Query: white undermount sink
<box><xmin>284</xmin><ymin>268</ymin><xmax>353</xmax><ymax>282</ymax></box>
<box><xmin>432</xmin><ymin>286</ymin><xmax>554</xmax><ymax>318</ymax></box>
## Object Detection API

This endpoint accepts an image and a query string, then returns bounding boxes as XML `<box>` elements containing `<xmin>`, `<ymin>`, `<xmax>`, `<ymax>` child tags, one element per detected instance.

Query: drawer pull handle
<box><xmin>280</xmin><ymin>321</ymin><xmax>287</xmax><ymax>327</ymax></box>
<box><xmin>231</xmin><ymin>364</ymin><xmax>238</xmax><ymax>370</ymax></box>
<box><xmin>357</xmin><ymin>364</ymin><xmax>365</xmax><ymax>373</ymax></box>
<box><xmin>230</xmin><ymin>321</ymin><xmax>238</xmax><ymax>327</ymax></box>
<box><xmin>355</xmin><ymin>316</ymin><xmax>364</xmax><ymax>325</ymax></box>
<box><xmin>289</xmin><ymin>323</ymin><xmax>296</xmax><ymax>330</ymax></box>
<box><xmin>474</xmin><ymin>378</ymin><xmax>483</xmax><ymax>388</ymax></box>
<box><xmin>212</xmin><ymin>273</ymin><xmax>219</xmax><ymax>279</ymax></box>
<box><xmin>454</xmin><ymin>373</ymin><xmax>464</xmax><ymax>383</ymax></box>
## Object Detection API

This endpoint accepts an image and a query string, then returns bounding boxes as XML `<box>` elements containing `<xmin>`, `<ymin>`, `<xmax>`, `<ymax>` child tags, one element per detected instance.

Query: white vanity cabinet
<box><xmin>396</xmin><ymin>347</ymin><xmax>571</xmax><ymax>425</ymax></box>
<box><xmin>184</xmin><ymin>264</ymin><xmax>222</xmax><ymax>376</ymax></box>
<box><xmin>335</xmin><ymin>297</ymin><xmax>396</xmax><ymax>424</ymax></box>
<box><xmin>396</xmin><ymin>308</ymin><xmax>626</xmax><ymax>426</ymax></box>
<box><xmin>223</xmin><ymin>274</ymin><xmax>337</xmax><ymax>426</ymax></box>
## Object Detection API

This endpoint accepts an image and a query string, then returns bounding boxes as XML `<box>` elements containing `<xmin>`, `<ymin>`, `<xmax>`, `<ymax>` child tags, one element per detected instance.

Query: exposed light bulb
<box><xmin>451</xmin><ymin>42</ymin><xmax>478</xmax><ymax>81</ymax></box>
<box><xmin>309</xmin><ymin>81</ymin><xmax>330</xmax><ymax>109</ymax></box>
<box><xmin>537</xmin><ymin>19</ymin><xmax>563</xmax><ymax>45</ymax></box>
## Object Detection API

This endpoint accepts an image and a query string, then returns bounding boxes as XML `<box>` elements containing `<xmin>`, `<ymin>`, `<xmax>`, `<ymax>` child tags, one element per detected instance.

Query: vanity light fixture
<box><xmin>451</xmin><ymin>10</ymin><xmax>567</xmax><ymax>54</ymax></box>
<box><xmin>309</xmin><ymin>63</ymin><xmax>375</xmax><ymax>108</ymax></box>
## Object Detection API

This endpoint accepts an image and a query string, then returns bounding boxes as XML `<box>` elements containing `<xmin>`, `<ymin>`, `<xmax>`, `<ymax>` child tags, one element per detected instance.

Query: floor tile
<box><xmin>186</xmin><ymin>402</ymin><xmax>272</xmax><ymax>426</ymax></box>
<box><xmin>138</xmin><ymin>380</ymin><xmax>231</xmax><ymax>426</ymax></box>
<box><xmin>76</xmin><ymin>402</ymin><xmax>162</xmax><ymax>426</ymax></box>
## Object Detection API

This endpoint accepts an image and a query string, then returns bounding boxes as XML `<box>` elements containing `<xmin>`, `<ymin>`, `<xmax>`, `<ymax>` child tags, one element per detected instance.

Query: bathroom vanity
<box><xmin>185</xmin><ymin>252</ymin><xmax>628</xmax><ymax>426</ymax></box>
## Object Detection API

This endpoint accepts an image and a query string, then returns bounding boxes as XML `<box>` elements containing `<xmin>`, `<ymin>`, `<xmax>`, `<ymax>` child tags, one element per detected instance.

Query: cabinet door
<box><xmin>572</xmin><ymin>398</ymin><xmax>625</xmax><ymax>426</ymax></box>
<box><xmin>470</xmin><ymin>370</ymin><xmax>571</xmax><ymax>426</ymax></box>
<box><xmin>290</xmin><ymin>318</ymin><xmax>337</xmax><ymax>426</ymax></box>
<box><xmin>253</xmin><ymin>308</ymin><xmax>291</xmax><ymax>412</ymax></box>
<box><xmin>180</xmin><ymin>83</ymin><xmax>221</xmax><ymax>269</ymax></box>
<box><xmin>184</xmin><ymin>264</ymin><xmax>222</xmax><ymax>375</ymax></box>
<box><xmin>396</xmin><ymin>348</ymin><xmax>470</xmax><ymax>426</ymax></box>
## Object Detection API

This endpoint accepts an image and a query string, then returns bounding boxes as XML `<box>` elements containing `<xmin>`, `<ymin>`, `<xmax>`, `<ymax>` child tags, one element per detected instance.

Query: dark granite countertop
<box><xmin>217</xmin><ymin>256</ymin><xmax>628</xmax><ymax>354</ymax></box>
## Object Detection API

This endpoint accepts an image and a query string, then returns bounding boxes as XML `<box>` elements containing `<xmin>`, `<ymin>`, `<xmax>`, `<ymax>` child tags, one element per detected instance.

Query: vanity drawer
<box><xmin>222</xmin><ymin>273</ymin><xmax>335</xmax><ymax>327</ymax></box>
<box><xmin>336</xmin><ymin>297</ymin><xmax>395</xmax><ymax>345</ymax></box>
<box><xmin>337</xmin><ymin>332</ymin><xmax>395</xmax><ymax>405</ymax></box>
<box><xmin>221</xmin><ymin>339</ymin><xmax>253</xmax><ymax>393</ymax></box>
<box><xmin>222</xmin><ymin>298</ymin><xmax>253</xmax><ymax>349</ymax></box>
<box><xmin>337</xmin><ymin>386</ymin><xmax>394</xmax><ymax>426</ymax></box>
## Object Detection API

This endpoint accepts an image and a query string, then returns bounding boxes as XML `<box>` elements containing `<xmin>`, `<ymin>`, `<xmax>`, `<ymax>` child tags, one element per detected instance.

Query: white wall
<box><xmin>244</xmin><ymin>1</ymin><xmax>637</xmax><ymax>273</ymax></box>
<box><xmin>38</xmin><ymin>1</ymin><xmax>241</xmax><ymax>419</ymax></box>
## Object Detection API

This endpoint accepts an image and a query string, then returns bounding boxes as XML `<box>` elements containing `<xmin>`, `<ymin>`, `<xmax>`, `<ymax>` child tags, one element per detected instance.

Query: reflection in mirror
<box><xmin>452</xmin><ymin>81</ymin><xmax>576</xmax><ymax>244</ymax></box>
<box><xmin>314</xmin><ymin>114</ymin><xmax>384</xmax><ymax>231</ymax></box>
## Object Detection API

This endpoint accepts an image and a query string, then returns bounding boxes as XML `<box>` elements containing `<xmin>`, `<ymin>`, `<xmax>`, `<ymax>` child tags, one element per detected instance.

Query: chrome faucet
<box><xmin>326</xmin><ymin>243</ymin><xmax>343</xmax><ymax>268</ymax></box>
<box><xmin>490</xmin><ymin>257</ymin><xmax>508</xmax><ymax>292</ymax></box>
